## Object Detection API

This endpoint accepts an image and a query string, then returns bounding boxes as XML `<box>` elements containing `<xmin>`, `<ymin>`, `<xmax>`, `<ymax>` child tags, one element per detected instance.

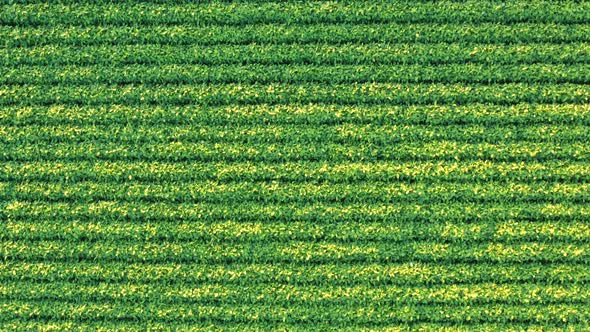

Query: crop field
<box><xmin>1</xmin><ymin>0</ymin><xmax>590</xmax><ymax>331</ymax></box>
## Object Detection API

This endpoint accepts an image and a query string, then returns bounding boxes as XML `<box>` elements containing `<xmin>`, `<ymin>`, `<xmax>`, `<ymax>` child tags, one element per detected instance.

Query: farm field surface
<box><xmin>1</xmin><ymin>0</ymin><xmax>590</xmax><ymax>331</ymax></box>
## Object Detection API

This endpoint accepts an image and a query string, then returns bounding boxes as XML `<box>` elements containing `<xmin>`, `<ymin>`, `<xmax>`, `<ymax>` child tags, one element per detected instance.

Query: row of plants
<box><xmin>4</xmin><ymin>23</ymin><xmax>590</xmax><ymax>47</ymax></box>
<box><xmin>3</xmin><ymin>1</ymin><xmax>589</xmax><ymax>26</ymax></box>
<box><xmin>4</xmin><ymin>43</ymin><xmax>589</xmax><ymax>65</ymax></box>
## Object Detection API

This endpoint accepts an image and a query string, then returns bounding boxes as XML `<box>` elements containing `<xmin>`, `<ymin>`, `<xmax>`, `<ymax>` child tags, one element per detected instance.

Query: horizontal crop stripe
<box><xmin>3</xmin><ymin>103</ymin><xmax>589</xmax><ymax>127</ymax></box>
<box><xmin>3</xmin><ymin>199</ymin><xmax>590</xmax><ymax>223</ymax></box>
<box><xmin>3</xmin><ymin>23</ymin><xmax>590</xmax><ymax>47</ymax></box>
<box><xmin>2</xmin><ymin>141</ymin><xmax>589</xmax><ymax>163</ymax></box>
<box><xmin>1</xmin><ymin>238</ymin><xmax>589</xmax><ymax>264</ymax></box>
<box><xmin>0</xmin><ymin>300</ymin><xmax>588</xmax><ymax>325</ymax></box>
<box><xmin>2</xmin><ymin>219</ymin><xmax>589</xmax><ymax>243</ymax></box>
<box><xmin>2</xmin><ymin>262</ymin><xmax>587</xmax><ymax>286</ymax></box>
<box><xmin>0</xmin><ymin>321</ymin><xmax>587</xmax><ymax>332</ymax></box>
<box><xmin>0</xmin><ymin>83</ymin><xmax>588</xmax><ymax>107</ymax></box>
<box><xmin>3</xmin><ymin>63</ymin><xmax>589</xmax><ymax>85</ymax></box>
<box><xmin>2</xmin><ymin>1</ymin><xmax>590</xmax><ymax>26</ymax></box>
<box><xmin>2</xmin><ymin>281</ymin><xmax>588</xmax><ymax>307</ymax></box>
<box><xmin>2</xmin><ymin>123</ymin><xmax>590</xmax><ymax>145</ymax></box>
<box><xmin>2</xmin><ymin>160</ymin><xmax>590</xmax><ymax>184</ymax></box>
<box><xmin>3</xmin><ymin>43</ymin><xmax>589</xmax><ymax>66</ymax></box>
<box><xmin>2</xmin><ymin>180</ymin><xmax>589</xmax><ymax>204</ymax></box>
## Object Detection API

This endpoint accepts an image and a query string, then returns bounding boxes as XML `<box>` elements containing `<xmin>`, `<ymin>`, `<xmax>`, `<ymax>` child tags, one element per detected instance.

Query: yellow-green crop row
<box><xmin>3</xmin><ymin>123</ymin><xmax>590</xmax><ymax>145</ymax></box>
<box><xmin>3</xmin><ymin>219</ymin><xmax>590</xmax><ymax>243</ymax></box>
<box><xmin>2</xmin><ymin>1</ymin><xmax>590</xmax><ymax>26</ymax></box>
<box><xmin>2</xmin><ymin>262</ymin><xmax>587</xmax><ymax>286</ymax></box>
<box><xmin>2</xmin><ymin>63</ymin><xmax>590</xmax><ymax>85</ymax></box>
<box><xmin>3</xmin><ymin>200</ymin><xmax>590</xmax><ymax>224</ymax></box>
<box><xmin>2</xmin><ymin>140</ymin><xmax>589</xmax><ymax>162</ymax></box>
<box><xmin>4</xmin><ymin>43</ymin><xmax>589</xmax><ymax>66</ymax></box>
<box><xmin>0</xmin><ymin>300</ymin><xmax>588</xmax><ymax>325</ymax></box>
<box><xmin>2</xmin><ymin>160</ymin><xmax>590</xmax><ymax>183</ymax></box>
<box><xmin>2</xmin><ymin>180</ymin><xmax>589</xmax><ymax>204</ymax></box>
<box><xmin>2</xmin><ymin>281</ymin><xmax>589</xmax><ymax>306</ymax></box>
<box><xmin>0</xmin><ymin>239</ymin><xmax>589</xmax><ymax>264</ymax></box>
<box><xmin>0</xmin><ymin>83</ymin><xmax>588</xmax><ymax>106</ymax></box>
<box><xmin>3</xmin><ymin>23</ymin><xmax>590</xmax><ymax>47</ymax></box>
<box><xmin>2</xmin><ymin>104</ymin><xmax>589</xmax><ymax>126</ymax></box>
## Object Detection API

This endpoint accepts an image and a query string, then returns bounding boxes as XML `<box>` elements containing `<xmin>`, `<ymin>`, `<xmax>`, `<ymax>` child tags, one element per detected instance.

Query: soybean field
<box><xmin>1</xmin><ymin>1</ymin><xmax>590</xmax><ymax>331</ymax></box>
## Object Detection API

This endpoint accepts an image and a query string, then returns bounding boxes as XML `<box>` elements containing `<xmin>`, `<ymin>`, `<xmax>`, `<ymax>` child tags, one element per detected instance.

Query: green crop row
<box><xmin>3</xmin><ymin>200</ymin><xmax>590</xmax><ymax>224</ymax></box>
<box><xmin>1</xmin><ymin>238</ymin><xmax>589</xmax><ymax>264</ymax></box>
<box><xmin>2</xmin><ymin>261</ymin><xmax>587</xmax><ymax>286</ymax></box>
<box><xmin>1</xmin><ymin>83</ymin><xmax>588</xmax><ymax>106</ymax></box>
<box><xmin>2</xmin><ymin>123</ymin><xmax>589</xmax><ymax>145</ymax></box>
<box><xmin>2</xmin><ymin>281</ymin><xmax>589</xmax><ymax>307</ymax></box>
<box><xmin>3</xmin><ymin>219</ymin><xmax>589</xmax><ymax>243</ymax></box>
<box><xmin>3</xmin><ymin>23</ymin><xmax>590</xmax><ymax>47</ymax></box>
<box><xmin>2</xmin><ymin>1</ymin><xmax>590</xmax><ymax>26</ymax></box>
<box><xmin>3</xmin><ymin>104</ymin><xmax>589</xmax><ymax>126</ymax></box>
<box><xmin>1</xmin><ymin>140</ymin><xmax>588</xmax><ymax>162</ymax></box>
<box><xmin>3</xmin><ymin>63</ymin><xmax>589</xmax><ymax>85</ymax></box>
<box><xmin>3</xmin><ymin>43</ymin><xmax>588</xmax><ymax>66</ymax></box>
<box><xmin>2</xmin><ymin>180</ymin><xmax>589</xmax><ymax>204</ymax></box>
<box><xmin>0</xmin><ymin>300</ymin><xmax>588</xmax><ymax>325</ymax></box>
<box><xmin>2</xmin><ymin>160</ymin><xmax>589</xmax><ymax>183</ymax></box>
<box><xmin>0</xmin><ymin>321</ymin><xmax>587</xmax><ymax>332</ymax></box>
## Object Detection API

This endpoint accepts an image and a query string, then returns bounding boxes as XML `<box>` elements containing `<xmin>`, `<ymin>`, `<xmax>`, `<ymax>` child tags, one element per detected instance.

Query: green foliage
<box><xmin>4</xmin><ymin>43</ymin><xmax>589</xmax><ymax>66</ymax></box>
<box><xmin>3</xmin><ymin>23</ymin><xmax>590</xmax><ymax>47</ymax></box>
<box><xmin>1</xmin><ymin>0</ymin><xmax>589</xmax><ymax>330</ymax></box>
<box><xmin>2</xmin><ymin>1</ymin><xmax>590</xmax><ymax>26</ymax></box>
<box><xmin>3</xmin><ymin>64</ymin><xmax>590</xmax><ymax>84</ymax></box>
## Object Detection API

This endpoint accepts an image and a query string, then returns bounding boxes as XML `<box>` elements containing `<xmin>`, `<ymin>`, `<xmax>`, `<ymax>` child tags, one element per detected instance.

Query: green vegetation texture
<box><xmin>1</xmin><ymin>0</ymin><xmax>590</xmax><ymax>331</ymax></box>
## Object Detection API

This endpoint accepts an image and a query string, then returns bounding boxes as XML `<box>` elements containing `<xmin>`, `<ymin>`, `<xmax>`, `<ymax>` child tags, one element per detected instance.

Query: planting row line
<box><xmin>2</xmin><ymin>281</ymin><xmax>589</xmax><ymax>307</ymax></box>
<box><xmin>2</xmin><ymin>219</ymin><xmax>589</xmax><ymax>243</ymax></box>
<box><xmin>3</xmin><ymin>201</ymin><xmax>590</xmax><ymax>223</ymax></box>
<box><xmin>1</xmin><ymin>239</ymin><xmax>588</xmax><ymax>263</ymax></box>
<box><xmin>0</xmin><ymin>83</ymin><xmax>588</xmax><ymax>106</ymax></box>
<box><xmin>3</xmin><ymin>104</ymin><xmax>589</xmax><ymax>126</ymax></box>
<box><xmin>0</xmin><ymin>321</ymin><xmax>585</xmax><ymax>332</ymax></box>
<box><xmin>2</xmin><ymin>180</ymin><xmax>588</xmax><ymax>204</ymax></box>
<box><xmin>2</xmin><ymin>261</ymin><xmax>587</xmax><ymax>286</ymax></box>
<box><xmin>3</xmin><ymin>1</ymin><xmax>590</xmax><ymax>26</ymax></box>
<box><xmin>2</xmin><ymin>123</ymin><xmax>589</xmax><ymax>145</ymax></box>
<box><xmin>3</xmin><ymin>23</ymin><xmax>590</xmax><ymax>47</ymax></box>
<box><xmin>0</xmin><ymin>301</ymin><xmax>588</xmax><ymax>325</ymax></box>
<box><xmin>3</xmin><ymin>63</ymin><xmax>590</xmax><ymax>85</ymax></box>
<box><xmin>2</xmin><ymin>160</ymin><xmax>589</xmax><ymax>183</ymax></box>
<box><xmin>1</xmin><ymin>141</ymin><xmax>588</xmax><ymax>162</ymax></box>
<box><xmin>4</xmin><ymin>43</ymin><xmax>589</xmax><ymax>66</ymax></box>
